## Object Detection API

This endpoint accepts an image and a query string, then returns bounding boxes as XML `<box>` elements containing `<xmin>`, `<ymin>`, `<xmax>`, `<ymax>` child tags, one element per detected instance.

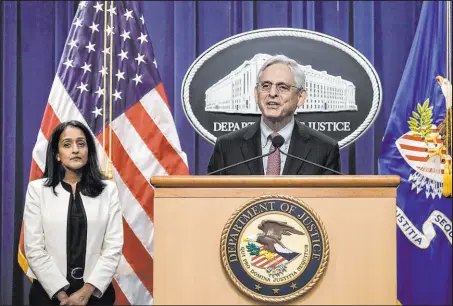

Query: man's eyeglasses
<box><xmin>256</xmin><ymin>81</ymin><xmax>300</xmax><ymax>94</ymax></box>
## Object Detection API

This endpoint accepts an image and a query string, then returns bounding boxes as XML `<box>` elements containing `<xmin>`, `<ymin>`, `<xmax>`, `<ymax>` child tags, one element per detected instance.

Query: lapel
<box><xmin>80</xmin><ymin>192</ymin><xmax>101</xmax><ymax>218</ymax></box>
<box><xmin>51</xmin><ymin>183</ymin><xmax>70</xmax><ymax>264</ymax></box>
<box><xmin>240</xmin><ymin>121</ymin><xmax>264</xmax><ymax>175</ymax></box>
<box><xmin>53</xmin><ymin>183</ymin><xmax>70</xmax><ymax>217</ymax></box>
<box><xmin>283</xmin><ymin>120</ymin><xmax>312</xmax><ymax>175</ymax></box>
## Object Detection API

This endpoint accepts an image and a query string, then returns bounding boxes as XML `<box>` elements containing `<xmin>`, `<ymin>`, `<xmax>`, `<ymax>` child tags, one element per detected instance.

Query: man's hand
<box><xmin>66</xmin><ymin>283</ymin><xmax>95</xmax><ymax>305</ymax></box>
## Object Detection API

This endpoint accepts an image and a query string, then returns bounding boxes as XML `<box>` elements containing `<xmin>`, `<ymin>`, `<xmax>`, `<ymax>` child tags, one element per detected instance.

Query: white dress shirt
<box><xmin>260</xmin><ymin>116</ymin><xmax>294</xmax><ymax>175</ymax></box>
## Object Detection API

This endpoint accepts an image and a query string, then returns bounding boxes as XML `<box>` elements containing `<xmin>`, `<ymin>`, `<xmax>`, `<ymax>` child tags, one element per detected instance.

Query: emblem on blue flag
<box><xmin>395</xmin><ymin>76</ymin><xmax>452</xmax><ymax>199</ymax></box>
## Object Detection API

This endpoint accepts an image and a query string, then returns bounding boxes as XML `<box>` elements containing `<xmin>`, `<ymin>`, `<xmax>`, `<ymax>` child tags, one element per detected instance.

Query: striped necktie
<box><xmin>266</xmin><ymin>133</ymin><xmax>281</xmax><ymax>175</ymax></box>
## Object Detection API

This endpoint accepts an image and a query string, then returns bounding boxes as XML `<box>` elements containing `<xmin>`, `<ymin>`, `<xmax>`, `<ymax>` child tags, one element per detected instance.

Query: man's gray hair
<box><xmin>256</xmin><ymin>54</ymin><xmax>306</xmax><ymax>91</ymax></box>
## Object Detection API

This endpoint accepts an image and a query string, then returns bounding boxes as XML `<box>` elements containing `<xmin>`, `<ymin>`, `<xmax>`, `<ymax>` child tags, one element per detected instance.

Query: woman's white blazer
<box><xmin>23</xmin><ymin>178</ymin><xmax>124</xmax><ymax>299</ymax></box>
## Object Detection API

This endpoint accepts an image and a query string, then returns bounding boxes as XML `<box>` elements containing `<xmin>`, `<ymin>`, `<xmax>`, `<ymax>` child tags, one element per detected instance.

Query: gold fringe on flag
<box><xmin>443</xmin><ymin>0</ymin><xmax>452</xmax><ymax>197</ymax></box>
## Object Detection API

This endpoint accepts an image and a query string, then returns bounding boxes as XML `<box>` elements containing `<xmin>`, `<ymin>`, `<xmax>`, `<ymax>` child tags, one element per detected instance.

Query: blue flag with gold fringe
<box><xmin>378</xmin><ymin>1</ymin><xmax>452</xmax><ymax>305</ymax></box>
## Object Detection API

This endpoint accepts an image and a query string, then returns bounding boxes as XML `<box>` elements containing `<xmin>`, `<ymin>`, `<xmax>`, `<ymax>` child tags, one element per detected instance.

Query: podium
<box><xmin>150</xmin><ymin>175</ymin><xmax>399</xmax><ymax>305</ymax></box>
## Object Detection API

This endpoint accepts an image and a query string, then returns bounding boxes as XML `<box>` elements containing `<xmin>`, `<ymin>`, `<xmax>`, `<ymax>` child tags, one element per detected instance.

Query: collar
<box><xmin>260</xmin><ymin>116</ymin><xmax>295</xmax><ymax>148</ymax></box>
<box><xmin>61</xmin><ymin>180</ymin><xmax>80</xmax><ymax>194</ymax></box>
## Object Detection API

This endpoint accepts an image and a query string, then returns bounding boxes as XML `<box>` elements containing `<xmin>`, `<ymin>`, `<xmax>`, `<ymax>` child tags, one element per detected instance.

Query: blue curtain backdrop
<box><xmin>0</xmin><ymin>1</ymin><xmax>423</xmax><ymax>305</ymax></box>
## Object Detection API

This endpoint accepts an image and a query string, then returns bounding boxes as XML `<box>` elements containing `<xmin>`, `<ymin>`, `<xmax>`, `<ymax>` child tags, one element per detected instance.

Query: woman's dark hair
<box><xmin>42</xmin><ymin>120</ymin><xmax>107</xmax><ymax>197</ymax></box>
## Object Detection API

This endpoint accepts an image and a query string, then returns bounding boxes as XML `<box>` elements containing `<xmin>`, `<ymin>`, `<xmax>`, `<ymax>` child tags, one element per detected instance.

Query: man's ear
<box><xmin>297</xmin><ymin>89</ymin><xmax>308</xmax><ymax>107</ymax></box>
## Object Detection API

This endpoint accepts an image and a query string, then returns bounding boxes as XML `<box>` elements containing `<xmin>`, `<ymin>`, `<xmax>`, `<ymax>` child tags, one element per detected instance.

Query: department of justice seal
<box><xmin>182</xmin><ymin>28</ymin><xmax>382</xmax><ymax>148</ymax></box>
<box><xmin>220</xmin><ymin>195</ymin><xmax>329</xmax><ymax>303</ymax></box>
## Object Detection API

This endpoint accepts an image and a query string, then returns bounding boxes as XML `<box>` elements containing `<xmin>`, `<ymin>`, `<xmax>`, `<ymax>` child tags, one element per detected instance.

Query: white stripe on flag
<box><xmin>140</xmin><ymin>90</ymin><xmax>188</xmax><ymax>166</ymax></box>
<box><xmin>251</xmin><ymin>256</ymin><xmax>265</xmax><ymax>264</ymax></box>
<box><xmin>398</xmin><ymin>153</ymin><xmax>446</xmax><ymax>170</ymax></box>
<box><xmin>265</xmin><ymin>256</ymin><xmax>285</xmax><ymax>268</ymax></box>
<box><xmin>115</xmin><ymin>256</ymin><xmax>153</xmax><ymax>305</ymax></box>
<box><xmin>112</xmin><ymin>167</ymin><xmax>154</xmax><ymax>258</ymax></box>
<box><xmin>111</xmin><ymin>113</ymin><xmax>168</xmax><ymax>181</ymax></box>
<box><xmin>32</xmin><ymin>130</ymin><xmax>48</xmax><ymax>171</ymax></box>
<box><xmin>398</xmin><ymin>138</ymin><xmax>445</xmax><ymax>149</ymax></box>
<box><xmin>398</xmin><ymin>149</ymin><xmax>431</xmax><ymax>158</ymax></box>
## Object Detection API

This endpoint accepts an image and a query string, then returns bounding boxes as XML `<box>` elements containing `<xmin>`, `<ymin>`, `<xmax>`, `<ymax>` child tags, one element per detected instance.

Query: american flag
<box><xmin>249</xmin><ymin>246</ymin><xmax>295</xmax><ymax>269</ymax></box>
<box><xmin>251</xmin><ymin>253</ymin><xmax>288</xmax><ymax>269</ymax></box>
<box><xmin>17</xmin><ymin>1</ymin><xmax>189</xmax><ymax>304</ymax></box>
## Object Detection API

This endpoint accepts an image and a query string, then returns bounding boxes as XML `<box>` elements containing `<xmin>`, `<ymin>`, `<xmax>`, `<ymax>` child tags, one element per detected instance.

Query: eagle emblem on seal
<box><xmin>244</xmin><ymin>220</ymin><xmax>304</xmax><ymax>276</ymax></box>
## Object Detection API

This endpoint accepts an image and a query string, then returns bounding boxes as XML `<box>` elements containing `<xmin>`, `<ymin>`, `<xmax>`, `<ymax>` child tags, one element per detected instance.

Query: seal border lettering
<box><xmin>220</xmin><ymin>194</ymin><xmax>330</xmax><ymax>303</ymax></box>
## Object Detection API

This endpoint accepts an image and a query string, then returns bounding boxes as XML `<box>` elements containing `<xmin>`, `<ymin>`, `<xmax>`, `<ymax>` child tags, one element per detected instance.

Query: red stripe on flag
<box><xmin>402</xmin><ymin>135</ymin><xmax>439</xmax><ymax>142</ymax></box>
<box><xmin>40</xmin><ymin>103</ymin><xmax>61</xmax><ymax>140</ymax></box>
<box><xmin>122</xmin><ymin>217</ymin><xmax>154</xmax><ymax>296</ymax></box>
<box><xmin>29</xmin><ymin>159</ymin><xmax>44</xmax><ymax>181</ymax></box>
<box><xmin>97</xmin><ymin>127</ymin><xmax>155</xmax><ymax>221</ymax></box>
<box><xmin>113</xmin><ymin>279</ymin><xmax>131</xmax><ymax>305</ymax></box>
<box><xmin>155</xmin><ymin>82</ymin><xmax>169</xmax><ymax>108</ymax></box>
<box><xmin>399</xmin><ymin>144</ymin><xmax>428</xmax><ymax>152</ymax></box>
<box><xmin>125</xmin><ymin>102</ymin><xmax>189</xmax><ymax>175</ymax></box>
<box><xmin>406</xmin><ymin>155</ymin><xmax>429</xmax><ymax>162</ymax></box>
<box><xmin>400</xmin><ymin>143</ymin><xmax>447</xmax><ymax>154</ymax></box>
<box><xmin>269</xmin><ymin>257</ymin><xmax>286</xmax><ymax>268</ymax></box>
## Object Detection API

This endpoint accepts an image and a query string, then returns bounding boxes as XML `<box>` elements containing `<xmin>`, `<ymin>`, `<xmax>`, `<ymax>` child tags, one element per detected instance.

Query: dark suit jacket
<box><xmin>207</xmin><ymin>119</ymin><xmax>341</xmax><ymax>175</ymax></box>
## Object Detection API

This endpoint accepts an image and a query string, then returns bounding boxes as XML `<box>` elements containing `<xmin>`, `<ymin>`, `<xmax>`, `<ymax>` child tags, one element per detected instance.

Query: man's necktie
<box><xmin>266</xmin><ymin>133</ymin><xmax>281</xmax><ymax>175</ymax></box>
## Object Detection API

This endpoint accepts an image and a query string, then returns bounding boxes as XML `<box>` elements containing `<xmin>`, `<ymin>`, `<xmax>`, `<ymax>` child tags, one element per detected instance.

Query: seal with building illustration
<box><xmin>220</xmin><ymin>195</ymin><xmax>329</xmax><ymax>303</ymax></box>
<box><xmin>182</xmin><ymin>28</ymin><xmax>382</xmax><ymax>148</ymax></box>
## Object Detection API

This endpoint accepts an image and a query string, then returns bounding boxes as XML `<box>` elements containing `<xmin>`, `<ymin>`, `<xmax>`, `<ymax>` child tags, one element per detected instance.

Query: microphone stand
<box><xmin>277</xmin><ymin>147</ymin><xmax>343</xmax><ymax>175</ymax></box>
<box><xmin>208</xmin><ymin>147</ymin><xmax>279</xmax><ymax>175</ymax></box>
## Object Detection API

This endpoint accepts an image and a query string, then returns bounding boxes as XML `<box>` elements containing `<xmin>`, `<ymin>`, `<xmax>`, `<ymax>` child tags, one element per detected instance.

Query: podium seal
<box><xmin>220</xmin><ymin>195</ymin><xmax>329</xmax><ymax>303</ymax></box>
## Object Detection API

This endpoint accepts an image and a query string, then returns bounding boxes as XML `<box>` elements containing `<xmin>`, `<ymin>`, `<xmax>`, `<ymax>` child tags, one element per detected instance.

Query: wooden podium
<box><xmin>150</xmin><ymin>175</ymin><xmax>399</xmax><ymax>305</ymax></box>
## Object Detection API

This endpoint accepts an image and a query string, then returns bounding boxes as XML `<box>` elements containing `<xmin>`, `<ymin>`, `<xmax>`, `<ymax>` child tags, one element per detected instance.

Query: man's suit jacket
<box><xmin>207</xmin><ymin>119</ymin><xmax>341</xmax><ymax>175</ymax></box>
<box><xmin>23</xmin><ymin>179</ymin><xmax>123</xmax><ymax>299</ymax></box>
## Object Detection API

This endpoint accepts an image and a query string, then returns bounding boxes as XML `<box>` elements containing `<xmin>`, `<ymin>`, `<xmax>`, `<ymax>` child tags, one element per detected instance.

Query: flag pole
<box><xmin>108</xmin><ymin>0</ymin><xmax>114</xmax><ymax>180</ymax></box>
<box><xmin>102</xmin><ymin>0</ymin><xmax>108</xmax><ymax>177</ymax></box>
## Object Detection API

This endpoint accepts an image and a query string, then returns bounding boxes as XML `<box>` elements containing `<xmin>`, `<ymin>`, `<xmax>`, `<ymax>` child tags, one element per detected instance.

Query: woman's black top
<box><xmin>61</xmin><ymin>180</ymin><xmax>87</xmax><ymax>289</ymax></box>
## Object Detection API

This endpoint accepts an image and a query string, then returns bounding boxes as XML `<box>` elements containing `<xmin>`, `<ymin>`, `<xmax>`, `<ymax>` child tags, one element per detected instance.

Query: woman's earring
<box><xmin>57</xmin><ymin>155</ymin><xmax>60</xmax><ymax>162</ymax></box>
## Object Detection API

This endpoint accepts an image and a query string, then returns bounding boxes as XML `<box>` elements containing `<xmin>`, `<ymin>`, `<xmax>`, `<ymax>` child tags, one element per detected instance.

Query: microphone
<box><xmin>271</xmin><ymin>134</ymin><xmax>285</xmax><ymax>149</ymax></box>
<box><xmin>207</xmin><ymin>146</ymin><xmax>279</xmax><ymax>175</ymax></box>
<box><xmin>272</xmin><ymin>135</ymin><xmax>343</xmax><ymax>175</ymax></box>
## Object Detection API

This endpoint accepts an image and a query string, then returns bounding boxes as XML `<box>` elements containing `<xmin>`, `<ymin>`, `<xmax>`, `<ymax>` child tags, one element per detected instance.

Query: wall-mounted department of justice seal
<box><xmin>220</xmin><ymin>195</ymin><xmax>329</xmax><ymax>303</ymax></box>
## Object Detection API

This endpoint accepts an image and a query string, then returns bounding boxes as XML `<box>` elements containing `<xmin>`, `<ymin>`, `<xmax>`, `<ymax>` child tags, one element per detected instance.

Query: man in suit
<box><xmin>207</xmin><ymin>54</ymin><xmax>340</xmax><ymax>175</ymax></box>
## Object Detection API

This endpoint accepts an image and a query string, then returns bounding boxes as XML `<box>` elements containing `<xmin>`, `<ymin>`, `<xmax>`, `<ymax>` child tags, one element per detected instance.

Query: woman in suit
<box><xmin>23</xmin><ymin>120</ymin><xmax>123</xmax><ymax>305</ymax></box>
